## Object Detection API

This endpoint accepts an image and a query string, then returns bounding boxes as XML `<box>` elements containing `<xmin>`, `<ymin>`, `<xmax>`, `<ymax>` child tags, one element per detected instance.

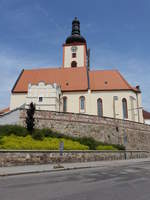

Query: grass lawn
<box><xmin>0</xmin><ymin>135</ymin><xmax>89</xmax><ymax>150</ymax></box>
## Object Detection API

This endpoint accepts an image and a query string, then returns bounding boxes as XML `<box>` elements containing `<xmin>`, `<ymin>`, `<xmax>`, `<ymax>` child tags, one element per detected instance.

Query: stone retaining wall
<box><xmin>0</xmin><ymin>108</ymin><xmax>20</xmax><ymax>125</ymax></box>
<box><xmin>19</xmin><ymin>109</ymin><xmax>150</xmax><ymax>150</ymax></box>
<box><xmin>0</xmin><ymin>150</ymin><xmax>149</xmax><ymax>167</ymax></box>
<box><xmin>1</xmin><ymin>108</ymin><xmax>150</xmax><ymax>151</ymax></box>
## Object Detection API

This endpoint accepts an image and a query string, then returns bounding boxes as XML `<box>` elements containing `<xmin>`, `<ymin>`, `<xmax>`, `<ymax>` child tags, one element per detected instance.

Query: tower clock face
<box><xmin>71</xmin><ymin>46</ymin><xmax>78</xmax><ymax>52</ymax></box>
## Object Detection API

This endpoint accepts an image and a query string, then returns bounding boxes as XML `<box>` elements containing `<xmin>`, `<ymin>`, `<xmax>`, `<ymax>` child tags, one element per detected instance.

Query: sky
<box><xmin>0</xmin><ymin>0</ymin><xmax>150</xmax><ymax>111</ymax></box>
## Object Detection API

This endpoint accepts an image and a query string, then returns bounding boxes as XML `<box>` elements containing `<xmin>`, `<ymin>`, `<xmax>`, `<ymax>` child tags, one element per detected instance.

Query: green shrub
<box><xmin>41</xmin><ymin>128</ymin><xmax>67</xmax><ymax>139</ymax></box>
<box><xmin>112</xmin><ymin>144</ymin><xmax>125</xmax><ymax>150</ymax></box>
<box><xmin>32</xmin><ymin>130</ymin><xmax>44</xmax><ymax>141</ymax></box>
<box><xmin>96</xmin><ymin>145</ymin><xmax>117</xmax><ymax>150</ymax></box>
<box><xmin>74</xmin><ymin>137</ymin><xmax>99</xmax><ymax>150</ymax></box>
<box><xmin>0</xmin><ymin>125</ymin><xmax>28</xmax><ymax>137</ymax></box>
<box><xmin>40</xmin><ymin>128</ymin><xmax>53</xmax><ymax>137</ymax></box>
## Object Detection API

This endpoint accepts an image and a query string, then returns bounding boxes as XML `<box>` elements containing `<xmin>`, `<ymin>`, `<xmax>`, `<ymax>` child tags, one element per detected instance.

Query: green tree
<box><xmin>26</xmin><ymin>102</ymin><xmax>35</xmax><ymax>133</ymax></box>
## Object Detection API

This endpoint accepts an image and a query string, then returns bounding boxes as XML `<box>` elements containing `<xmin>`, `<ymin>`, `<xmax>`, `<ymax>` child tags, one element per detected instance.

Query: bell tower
<box><xmin>62</xmin><ymin>17</ymin><xmax>87</xmax><ymax>68</ymax></box>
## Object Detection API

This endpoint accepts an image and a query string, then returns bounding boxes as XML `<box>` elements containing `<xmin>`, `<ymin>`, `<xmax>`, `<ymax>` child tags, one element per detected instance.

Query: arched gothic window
<box><xmin>122</xmin><ymin>98</ymin><xmax>128</xmax><ymax>119</ymax></box>
<box><xmin>97</xmin><ymin>98</ymin><xmax>103</xmax><ymax>117</ymax></box>
<box><xmin>71</xmin><ymin>61</ymin><xmax>77</xmax><ymax>68</ymax></box>
<box><xmin>63</xmin><ymin>96</ymin><xmax>67</xmax><ymax>112</ymax></box>
<box><xmin>79</xmin><ymin>96</ymin><xmax>85</xmax><ymax>113</ymax></box>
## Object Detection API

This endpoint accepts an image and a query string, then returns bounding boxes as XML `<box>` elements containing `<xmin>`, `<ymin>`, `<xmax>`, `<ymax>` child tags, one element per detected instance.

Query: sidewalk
<box><xmin>0</xmin><ymin>158</ymin><xmax>150</xmax><ymax>177</ymax></box>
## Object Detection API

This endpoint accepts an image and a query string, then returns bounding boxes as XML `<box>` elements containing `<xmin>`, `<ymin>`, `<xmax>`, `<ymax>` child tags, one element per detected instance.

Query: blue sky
<box><xmin>0</xmin><ymin>0</ymin><xmax>150</xmax><ymax>111</ymax></box>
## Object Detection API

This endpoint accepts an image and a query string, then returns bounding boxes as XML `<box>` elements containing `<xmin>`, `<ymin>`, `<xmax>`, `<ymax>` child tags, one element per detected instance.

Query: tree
<box><xmin>26</xmin><ymin>102</ymin><xmax>35</xmax><ymax>133</ymax></box>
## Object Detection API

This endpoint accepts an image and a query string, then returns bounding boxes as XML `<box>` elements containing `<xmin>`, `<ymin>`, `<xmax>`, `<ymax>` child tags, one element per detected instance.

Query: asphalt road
<box><xmin>1</xmin><ymin>161</ymin><xmax>150</xmax><ymax>200</ymax></box>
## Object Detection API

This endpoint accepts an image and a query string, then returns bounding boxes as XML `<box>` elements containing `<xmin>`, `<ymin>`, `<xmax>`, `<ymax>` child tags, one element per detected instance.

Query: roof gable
<box><xmin>143</xmin><ymin>110</ymin><xmax>150</xmax><ymax>119</ymax></box>
<box><xmin>0</xmin><ymin>107</ymin><xmax>10</xmax><ymax>115</ymax></box>
<box><xmin>89</xmin><ymin>70</ymin><xmax>138</xmax><ymax>92</ymax></box>
<box><xmin>12</xmin><ymin>67</ymin><xmax>89</xmax><ymax>93</ymax></box>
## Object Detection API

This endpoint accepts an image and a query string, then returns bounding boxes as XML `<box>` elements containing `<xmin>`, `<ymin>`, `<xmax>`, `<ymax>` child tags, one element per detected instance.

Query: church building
<box><xmin>9</xmin><ymin>17</ymin><xmax>143</xmax><ymax>123</ymax></box>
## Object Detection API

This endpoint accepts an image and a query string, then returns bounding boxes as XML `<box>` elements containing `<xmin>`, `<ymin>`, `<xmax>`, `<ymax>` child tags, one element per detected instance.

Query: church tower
<box><xmin>62</xmin><ymin>17</ymin><xmax>87</xmax><ymax>68</ymax></box>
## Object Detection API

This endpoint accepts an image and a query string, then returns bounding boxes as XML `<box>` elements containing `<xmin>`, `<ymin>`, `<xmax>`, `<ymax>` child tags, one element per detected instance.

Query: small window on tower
<box><xmin>71</xmin><ymin>61</ymin><xmax>77</xmax><ymax>68</ymax></box>
<box><xmin>72</xmin><ymin>53</ymin><xmax>76</xmax><ymax>58</ymax></box>
<box><xmin>39</xmin><ymin>97</ymin><xmax>43</xmax><ymax>102</ymax></box>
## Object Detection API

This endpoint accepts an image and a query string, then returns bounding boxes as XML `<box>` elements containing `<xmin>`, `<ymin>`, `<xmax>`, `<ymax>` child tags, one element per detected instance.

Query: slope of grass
<box><xmin>0</xmin><ymin>125</ymin><xmax>125</xmax><ymax>150</ymax></box>
<box><xmin>0</xmin><ymin>135</ymin><xmax>89</xmax><ymax>150</ymax></box>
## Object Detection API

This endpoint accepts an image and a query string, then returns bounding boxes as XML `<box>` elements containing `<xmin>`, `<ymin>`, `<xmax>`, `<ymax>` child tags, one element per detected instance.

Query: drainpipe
<box><xmin>135</xmin><ymin>85</ymin><xmax>141</xmax><ymax>123</ymax></box>
<box><xmin>136</xmin><ymin>93</ymin><xmax>140</xmax><ymax>123</ymax></box>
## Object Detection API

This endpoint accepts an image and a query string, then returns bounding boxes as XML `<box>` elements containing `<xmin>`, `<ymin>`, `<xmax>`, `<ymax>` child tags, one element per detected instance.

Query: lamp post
<box><xmin>123</xmin><ymin>116</ymin><xmax>127</xmax><ymax>159</ymax></box>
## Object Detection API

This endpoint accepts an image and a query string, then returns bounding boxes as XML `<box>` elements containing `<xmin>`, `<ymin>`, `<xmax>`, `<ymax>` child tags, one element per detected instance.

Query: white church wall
<box><xmin>62</xmin><ymin>90</ymin><xmax>143</xmax><ymax>123</ymax></box>
<box><xmin>10</xmin><ymin>93</ymin><xmax>27</xmax><ymax>110</ymax></box>
<box><xmin>10</xmin><ymin>89</ymin><xmax>143</xmax><ymax>123</ymax></box>
<box><xmin>61</xmin><ymin>91</ymin><xmax>89</xmax><ymax>113</ymax></box>
<box><xmin>26</xmin><ymin>82</ymin><xmax>61</xmax><ymax>111</ymax></box>
<box><xmin>90</xmin><ymin>90</ymin><xmax>142</xmax><ymax>122</ymax></box>
<box><xmin>63</xmin><ymin>45</ymin><xmax>85</xmax><ymax>68</ymax></box>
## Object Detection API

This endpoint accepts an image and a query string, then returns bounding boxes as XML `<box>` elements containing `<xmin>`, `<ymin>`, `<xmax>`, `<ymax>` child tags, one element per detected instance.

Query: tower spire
<box><xmin>72</xmin><ymin>17</ymin><xmax>80</xmax><ymax>35</ymax></box>
<box><xmin>65</xmin><ymin>17</ymin><xmax>86</xmax><ymax>44</ymax></box>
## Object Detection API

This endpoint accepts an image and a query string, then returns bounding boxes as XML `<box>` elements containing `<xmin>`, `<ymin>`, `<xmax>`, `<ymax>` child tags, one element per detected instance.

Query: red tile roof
<box><xmin>143</xmin><ymin>110</ymin><xmax>150</xmax><ymax>119</ymax></box>
<box><xmin>89</xmin><ymin>70</ymin><xmax>138</xmax><ymax>92</ymax></box>
<box><xmin>0</xmin><ymin>107</ymin><xmax>10</xmax><ymax>115</ymax></box>
<box><xmin>12</xmin><ymin>67</ymin><xmax>139</xmax><ymax>93</ymax></box>
<box><xmin>12</xmin><ymin>67</ymin><xmax>88</xmax><ymax>93</ymax></box>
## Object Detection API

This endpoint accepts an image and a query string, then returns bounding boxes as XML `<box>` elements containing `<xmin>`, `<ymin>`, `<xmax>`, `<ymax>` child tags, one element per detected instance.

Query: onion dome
<box><xmin>65</xmin><ymin>17</ymin><xmax>86</xmax><ymax>44</ymax></box>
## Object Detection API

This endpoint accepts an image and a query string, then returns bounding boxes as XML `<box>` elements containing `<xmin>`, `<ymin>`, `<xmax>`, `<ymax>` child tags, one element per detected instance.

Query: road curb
<box><xmin>0</xmin><ymin>166</ymin><xmax>98</xmax><ymax>177</ymax></box>
<box><xmin>0</xmin><ymin>158</ymin><xmax>150</xmax><ymax>177</ymax></box>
